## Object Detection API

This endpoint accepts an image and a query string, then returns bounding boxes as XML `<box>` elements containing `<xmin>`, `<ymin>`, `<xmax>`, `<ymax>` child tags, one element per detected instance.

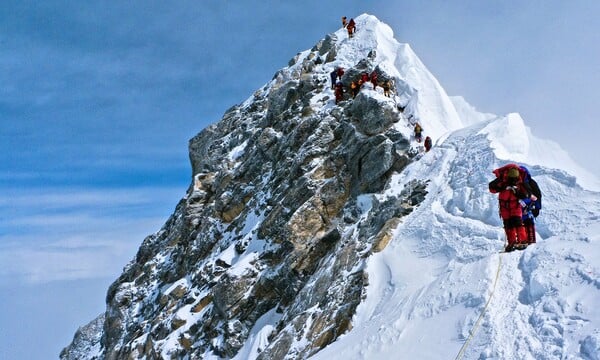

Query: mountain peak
<box><xmin>62</xmin><ymin>13</ymin><xmax>600</xmax><ymax>360</ymax></box>
<box><xmin>324</xmin><ymin>14</ymin><xmax>465</xmax><ymax>140</ymax></box>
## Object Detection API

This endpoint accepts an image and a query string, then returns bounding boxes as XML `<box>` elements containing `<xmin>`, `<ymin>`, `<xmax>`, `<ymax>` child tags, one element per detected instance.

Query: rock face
<box><xmin>62</xmin><ymin>14</ymin><xmax>432</xmax><ymax>360</ymax></box>
<box><xmin>60</xmin><ymin>314</ymin><xmax>105</xmax><ymax>360</ymax></box>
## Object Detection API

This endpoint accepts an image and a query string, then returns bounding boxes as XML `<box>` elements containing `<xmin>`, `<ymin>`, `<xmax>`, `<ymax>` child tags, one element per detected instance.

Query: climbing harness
<box><xmin>454</xmin><ymin>252</ymin><xmax>503</xmax><ymax>360</ymax></box>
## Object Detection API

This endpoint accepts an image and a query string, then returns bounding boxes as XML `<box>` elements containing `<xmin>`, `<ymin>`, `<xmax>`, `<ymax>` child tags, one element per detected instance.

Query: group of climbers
<box><xmin>337</xmin><ymin>16</ymin><xmax>432</xmax><ymax>152</ymax></box>
<box><xmin>330</xmin><ymin>67</ymin><xmax>346</xmax><ymax>104</ymax></box>
<box><xmin>331</xmin><ymin>67</ymin><xmax>434</xmax><ymax>151</ymax></box>
<box><xmin>411</xmin><ymin>122</ymin><xmax>432</xmax><ymax>152</ymax></box>
<box><xmin>331</xmin><ymin>68</ymin><xmax>393</xmax><ymax>104</ymax></box>
<box><xmin>352</xmin><ymin>71</ymin><xmax>377</xmax><ymax>98</ymax></box>
<box><xmin>342</xmin><ymin>16</ymin><xmax>356</xmax><ymax>37</ymax></box>
<box><xmin>330</xmin><ymin>67</ymin><xmax>345</xmax><ymax>89</ymax></box>
<box><xmin>330</xmin><ymin>62</ymin><xmax>435</xmax><ymax>154</ymax></box>
<box><xmin>489</xmin><ymin>164</ymin><xmax>542</xmax><ymax>252</ymax></box>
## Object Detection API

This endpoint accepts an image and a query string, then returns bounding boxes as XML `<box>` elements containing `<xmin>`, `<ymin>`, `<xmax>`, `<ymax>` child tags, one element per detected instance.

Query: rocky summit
<box><xmin>62</xmin><ymin>14</ymin><xmax>479</xmax><ymax>359</ymax></box>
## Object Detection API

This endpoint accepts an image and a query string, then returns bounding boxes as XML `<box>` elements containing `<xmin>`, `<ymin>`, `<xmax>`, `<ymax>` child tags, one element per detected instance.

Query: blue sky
<box><xmin>1</xmin><ymin>1</ymin><xmax>599</xmax><ymax>358</ymax></box>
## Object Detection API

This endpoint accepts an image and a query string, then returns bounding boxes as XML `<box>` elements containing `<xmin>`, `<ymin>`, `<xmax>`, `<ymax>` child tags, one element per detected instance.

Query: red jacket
<box><xmin>361</xmin><ymin>73</ymin><xmax>369</xmax><ymax>84</ymax></box>
<box><xmin>424</xmin><ymin>136</ymin><xmax>432</xmax><ymax>151</ymax></box>
<box><xmin>489</xmin><ymin>164</ymin><xmax>529</xmax><ymax>219</ymax></box>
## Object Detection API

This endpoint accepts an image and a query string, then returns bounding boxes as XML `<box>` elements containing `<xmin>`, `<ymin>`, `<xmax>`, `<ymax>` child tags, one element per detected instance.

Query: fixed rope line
<box><xmin>454</xmin><ymin>252</ymin><xmax>503</xmax><ymax>360</ymax></box>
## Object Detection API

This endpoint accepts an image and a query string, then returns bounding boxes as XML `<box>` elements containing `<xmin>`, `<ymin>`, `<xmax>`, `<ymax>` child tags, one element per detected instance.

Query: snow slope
<box><xmin>310</xmin><ymin>117</ymin><xmax>600</xmax><ymax>359</ymax></box>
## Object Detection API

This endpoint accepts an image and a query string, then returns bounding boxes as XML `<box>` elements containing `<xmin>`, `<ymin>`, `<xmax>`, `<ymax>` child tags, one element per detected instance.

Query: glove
<box><xmin>518</xmin><ymin>200</ymin><xmax>527</xmax><ymax>208</ymax></box>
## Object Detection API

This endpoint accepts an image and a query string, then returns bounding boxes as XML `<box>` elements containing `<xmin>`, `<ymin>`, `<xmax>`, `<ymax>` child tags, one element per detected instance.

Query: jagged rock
<box><xmin>361</xmin><ymin>138</ymin><xmax>394</xmax><ymax>183</ymax></box>
<box><xmin>178</xmin><ymin>334</ymin><xmax>193</xmax><ymax>350</ymax></box>
<box><xmin>351</xmin><ymin>92</ymin><xmax>400</xmax><ymax>135</ymax></box>
<box><xmin>191</xmin><ymin>295</ymin><xmax>213</xmax><ymax>313</ymax></box>
<box><xmin>217</xmin><ymin>193</ymin><xmax>251</xmax><ymax>223</ymax></box>
<box><xmin>171</xmin><ymin>317</ymin><xmax>187</xmax><ymax>331</ymax></box>
<box><xmin>372</xmin><ymin>217</ymin><xmax>402</xmax><ymax>252</ymax></box>
<box><xmin>168</xmin><ymin>284</ymin><xmax>187</xmax><ymax>300</ymax></box>
<box><xmin>60</xmin><ymin>314</ymin><xmax>104</xmax><ymax>360</ymax></box>
<box><xmin>314</xmin><ymin>34</ymin><xmax>337</xmax><ymax>56</ymax></box>
<box><xmin>212</xmin><ymin>271</ymin><xmax>258</xmax><ymax>319</ymax></box>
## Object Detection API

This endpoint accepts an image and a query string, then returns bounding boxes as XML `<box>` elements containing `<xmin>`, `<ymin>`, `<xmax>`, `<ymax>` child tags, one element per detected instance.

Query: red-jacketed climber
<box><xmin>347</xmin><ymin>18</ymin><xmax>356</xmax><ymax>37</ymax></box>
<box><xmin>424</xmin><ymin>136</ymin><xmax>432</xmax><ymax>152</ymax></box>
<box><xmin>370</xmin><ymin>71</ymin><xmax>378</xmax><ymax>90</ymax></box>
<box><xmin>334</xmin><ymin>81</ymin><xmax>344</xmax><ymax>104</ymax></box>
<box><xmin>489</xmin><ymin>164</ymin><xmax>537</xmax><ymax>252</ymax></box>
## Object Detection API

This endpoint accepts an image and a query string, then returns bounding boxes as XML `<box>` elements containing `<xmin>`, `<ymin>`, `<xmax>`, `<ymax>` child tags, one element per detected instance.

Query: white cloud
<box><xmin>0</xmin><ymin>186</ymin><xmax>184</xmax><ymax>284</ymax></box>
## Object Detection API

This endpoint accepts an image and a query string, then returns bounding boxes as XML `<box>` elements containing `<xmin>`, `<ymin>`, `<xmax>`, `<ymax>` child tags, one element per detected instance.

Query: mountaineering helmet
<box><xmin>507</xmin><ymin>167</ymin><xmax>520</xmax><ymax>179</ymax></box>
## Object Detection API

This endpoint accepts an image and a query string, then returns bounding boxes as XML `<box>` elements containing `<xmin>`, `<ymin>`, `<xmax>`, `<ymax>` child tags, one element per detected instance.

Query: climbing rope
<box><xmin>454</xmin><ymin>252</ymin><xmax>503</xmax><ymax>360</ymax></box>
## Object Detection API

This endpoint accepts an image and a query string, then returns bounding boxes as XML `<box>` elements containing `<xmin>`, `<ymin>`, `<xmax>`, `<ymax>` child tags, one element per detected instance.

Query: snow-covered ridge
<box><xmin>479</xmin><ymin>113</ymin><xmax>600</xmax><ymax>191</ymax></box>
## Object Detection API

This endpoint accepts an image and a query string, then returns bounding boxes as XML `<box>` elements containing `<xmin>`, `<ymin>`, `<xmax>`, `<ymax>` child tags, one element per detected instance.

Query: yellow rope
<box><xmin>454</xmin><ymin>252</ymin><xmax>503</xmax><ymax>360</ymax></box>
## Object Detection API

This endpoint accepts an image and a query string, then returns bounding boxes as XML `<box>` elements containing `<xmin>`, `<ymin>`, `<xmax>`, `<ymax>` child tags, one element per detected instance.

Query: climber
<box><xmin>330</xmin><ymin>69</ymin><xmax>338</xmax><ymax>89</ymax></box>
<box><xmin>519</xmin><ymin>197</ymin><xmax>536</xmax><ymax>245</ymax></box>
<box><xmin>360</xmin><ymin>72</ymin><xmax>369</xmax><ymax>87</ymax></box>
<box><xmin>382</xmin><ymin>80</ymin><xmax>391</xmax><ymax>97</ymax></box>
<box><xmin>351</xmin><ymin>81</ymin><xmax>359</xmax><ymax>98</ymax></box>
<box><xmin>335</xmin><ymin>81</ymin><xmax>344</xmax><ymax>104</ymax></box>
<box><xmin>414</xmin><ymin>123</ymin><xmax>423</xmax><ymax>143</ymax></box>
<box><xmin>489</xmin><ymin>164</ymin><xmax>536</xmax><ymax>252</ymax></box>
<box><xmin>424</xmin><ymin>136</ymin><xmax>432</xmax><ymax>152</ymax></box>
<box><xmin>370</xmin><ymin>71</ymin><xmax>378</xmax><ymax>90</ymax></box>
<box><xmin>519</xmin><ymin>166</ymin><xmax>542</xmax><ymax>244</ymax></box>
<box><xmin>347</xmin><ymin>18</ymin><xmax>356</xmax><ymax>37</ymax></box>
<box><xmin>336</xmin><ymin>67</ymin><xmax>345</xmax><ymax>79</ymax></box>
<box><xmin>342</xmin><ymin>16</ymin><xmax>347</xmax><ymax>28</ymax></box>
